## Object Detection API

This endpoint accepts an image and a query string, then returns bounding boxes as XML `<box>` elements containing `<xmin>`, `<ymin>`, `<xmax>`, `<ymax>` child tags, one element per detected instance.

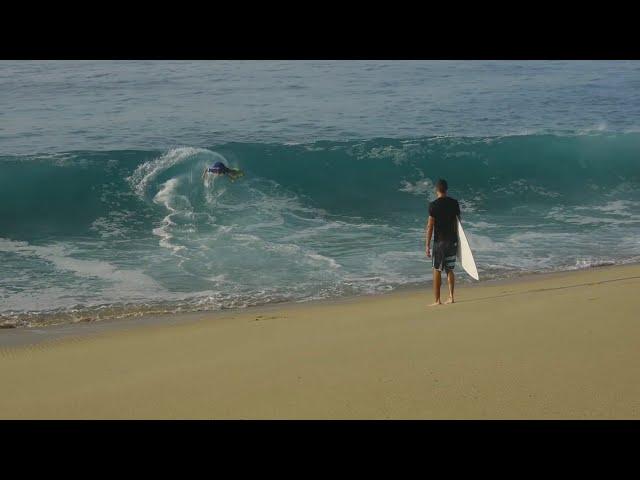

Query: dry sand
<box><xmin>1</xmin><ymin>265</ymin><xmax>639</xmax><ymax>419</ymax></box>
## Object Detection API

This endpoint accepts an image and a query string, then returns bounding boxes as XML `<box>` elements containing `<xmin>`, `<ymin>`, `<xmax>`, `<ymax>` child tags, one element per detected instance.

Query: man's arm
<box><xmin>425</xmin><ymin>216</ymin><xmax>435</xmax><ymax>257</ymax></box>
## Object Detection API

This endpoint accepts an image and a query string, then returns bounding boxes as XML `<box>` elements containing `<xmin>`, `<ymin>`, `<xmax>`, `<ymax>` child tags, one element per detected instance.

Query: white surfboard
<box><xmin>456</xmin><ymin>217</ymin><xmax>479</xmax><ymax>280</ymax></box>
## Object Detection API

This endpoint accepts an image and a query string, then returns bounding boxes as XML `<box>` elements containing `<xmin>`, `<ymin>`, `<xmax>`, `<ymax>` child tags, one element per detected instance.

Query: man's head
<box><xmin>435</xmin><ymin>179</ymin><xmax>448</xmax><ymax>197</ymax></box>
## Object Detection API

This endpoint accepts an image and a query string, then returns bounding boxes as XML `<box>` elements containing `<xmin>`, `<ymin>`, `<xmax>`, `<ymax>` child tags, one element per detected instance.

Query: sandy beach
<box><xmin>1</xmin><ymin>264</ymin><xmax>639</xmax><ymax>419</ymax></box>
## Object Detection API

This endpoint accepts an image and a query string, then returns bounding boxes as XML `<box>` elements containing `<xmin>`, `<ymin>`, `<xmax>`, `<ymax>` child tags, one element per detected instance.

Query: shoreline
<box><xmin>1</xmin><ymin>263</ymin><xmax>639</xmax><ymax>419</ymax></box>
<box><xmin>1</xmin><ymin>262</ymin><xmax>639</xmax><ymax>348</ymax></box>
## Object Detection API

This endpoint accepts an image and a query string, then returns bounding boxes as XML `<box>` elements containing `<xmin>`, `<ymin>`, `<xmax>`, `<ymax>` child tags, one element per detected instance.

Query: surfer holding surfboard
<box><xmin>425</xmin><ymin>179</ymin><xmax>463</xmax><ymax>306</ymax></box>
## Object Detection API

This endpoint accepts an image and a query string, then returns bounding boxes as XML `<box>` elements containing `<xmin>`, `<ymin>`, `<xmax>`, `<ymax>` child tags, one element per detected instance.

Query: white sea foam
<box><xmin>464</xmin><ymin>232</ymin><xmax>501</xmax><ymax>252</ymax></box>
<box><xmin>577</xmin><ymin>122</ymin><xmax>608</xmax><ymax>135</ymax></box>
<box><xmin>152</xmin><ymin>178</ymin><xmax>189</xmax><ymax>253</ymax></box>
<box><xmin>494</xmin><ymin>179</ymin><xmax>560</xmax><ymax>198</ymax></box>
<box><xmin>0</xmin><ymin>238</ymin><xmax>164</xmax><ymax>296</ymax></box>
<box><xmin>547</xmin><ymin>203</ymin><xmax>640</xmax><ymax>226</ymax></box>
<box><xmin>572</xmin><ymin>258</ymin><xmax>616</xmax><ymax>269</ymax></box>
<box><xmin>349</xmin><ymin>144</ymin><xmax>412</xmax><ymax>165</ymax></box>
<box><xmin>89</xmin><ymin>210</ymin><xmax>139</xmax><ymax>239</ymax></box>
<box><xmin>458</xmin><ymin>199</ymin><xmax>479</xmax><ymax>213</ymax></box>
<box><xmin>306</xmin><ymin>253</ymin><xmax>341</xmax><ymax>269</ymax></box>
<box><xmin>128</xmin><ymin>147</ymin><xmax>215</xmax><ymax>198</ymax></box>
<box><xmin>576</xmin><ymin>200</ymin><xmax>639</xmax><ymax>215</ymax></box>
<box><xmin>399</xmin><ymin>178</ymin><xmax>433</xmax><ymax>196</ymax></box>
<box><xmin>464</xmin><ymin>220</ymin><xmax>498</xmax><ymax>230</ymax></box>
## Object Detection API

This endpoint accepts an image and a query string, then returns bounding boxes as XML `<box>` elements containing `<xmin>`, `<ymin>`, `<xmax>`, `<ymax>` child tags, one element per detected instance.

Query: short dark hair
<box><xmin>435</xmin><ymin>179</ymin><xmax>448</xmax><ymax>193</ymax></box>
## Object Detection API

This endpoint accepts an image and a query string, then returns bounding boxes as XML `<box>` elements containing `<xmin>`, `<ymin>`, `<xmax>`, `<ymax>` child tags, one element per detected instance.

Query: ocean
<box><xmin>1</xmin><ymin>61</ymin><xmax>640</xmax><ymax>327</ymax></box>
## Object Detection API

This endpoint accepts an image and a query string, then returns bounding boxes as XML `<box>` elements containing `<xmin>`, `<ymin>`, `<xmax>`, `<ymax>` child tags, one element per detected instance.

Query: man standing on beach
<box><xmin>425</xmin><ymin>179</ymin><xmax>460</xmax><ymax>306</ymax></box>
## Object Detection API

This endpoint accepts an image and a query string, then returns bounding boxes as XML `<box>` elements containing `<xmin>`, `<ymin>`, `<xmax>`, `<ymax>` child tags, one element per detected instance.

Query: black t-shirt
<box><xmin>428</xmin><ymin>196</ymin><xmax>461</xmax><ymax>243</ymax></box>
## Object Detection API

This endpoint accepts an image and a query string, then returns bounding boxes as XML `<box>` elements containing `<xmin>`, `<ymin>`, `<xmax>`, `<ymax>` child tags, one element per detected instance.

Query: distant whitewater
<box><xmin>1</xmin><ymin>134</ymin><xmax>640</xmax><ymax>327</ymax></box>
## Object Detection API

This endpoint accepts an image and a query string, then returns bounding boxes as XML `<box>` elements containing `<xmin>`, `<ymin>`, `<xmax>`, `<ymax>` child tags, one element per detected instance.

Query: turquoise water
<box><xmin>1</xmin><ymin>61</ymin><xmax>640</xmax><ymax>326</ymax></box>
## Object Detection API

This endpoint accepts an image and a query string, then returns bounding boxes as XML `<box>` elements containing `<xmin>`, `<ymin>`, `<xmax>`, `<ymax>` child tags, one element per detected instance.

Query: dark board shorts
<box><xmin>432</xmin><ymin>240</ymin><xmax>457</xmax><ymax>272</ymax></box>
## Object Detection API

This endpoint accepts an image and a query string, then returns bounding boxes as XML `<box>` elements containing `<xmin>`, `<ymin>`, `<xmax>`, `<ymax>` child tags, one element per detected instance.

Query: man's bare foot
<box><xmin>428</xmin><ymin>301</ymin><xmax>442</xmax><ymax>307</ymax></box>
<box><xmin>444</xmin><ymin>296</ymin><xmax>455</xmax><ymax>304</ymax></box>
